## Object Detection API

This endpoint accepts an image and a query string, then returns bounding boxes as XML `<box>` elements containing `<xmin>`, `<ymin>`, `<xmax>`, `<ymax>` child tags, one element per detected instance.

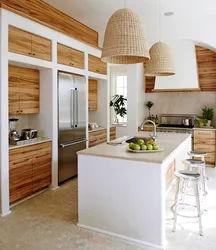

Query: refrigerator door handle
<box><xmin>59</xmin><ymin>139</ymin><xmax>87</xmax><ymax>148</ymax></box>
<box><xmin>70</xmin><ymin>88</ymin><xmax>76</xmax><ymax>128</ymax></box>
<box><xmin>75</xmin><ymin>88</ymin><xmax>78</xmax><ymax>127</ymax></box>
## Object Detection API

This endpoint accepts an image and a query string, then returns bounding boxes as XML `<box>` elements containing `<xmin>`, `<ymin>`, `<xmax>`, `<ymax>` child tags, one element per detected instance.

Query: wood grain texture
<box><xmin>88</xmin><ymin>55</ymin><xmax>107</xmax><ymax>75</ymax></box>
<box><xmin>165</xmin><ymin>160</ymin><xmax>175</xmax><ymax>191</ymax></box>
<box><xmin>31</xmin><ymin>34</ymin><xmax>51</xmax><ymax>61</ymax></box>
<box><xmin>9</xmin><ymin>65</ymin><xmax>20</xmax><ymax>115</ymax></box>
<box><xmin>33</xmin><ymin>152</ymin><xmax>51</xmax><ymax>192</ymax></box>
<box><xmin>57</xmin><ymin>43</ymin><xmax>84</xmax><ymax>69</ymax></box>
<box><xmin>9</xmin><ymin>25</ymin><xmax>32</xmax><ymax>56</ymax></box>
<box><xmin>88</xmin><ymin>129</ymin><xmax>107</xmax><ymax>147</ymax></box>
<box><xmin>9</xmin><ymin>141</ymin><xmax>52</xmax><ymax>203</ymax></box>
<box><xmin>88</xmin><ymin>79</ymin><xmax>97</xmax><ymax>111</ymax></box>
<box><xmin>196</xmin><ymin>45</ymin><xmax>216</xmax><ymax>91</ymax></box>
<box><xmin>1</xmin><ymin>0</ymin><xmax>98</xmax><ymax>47</ymax></box>
<box><xmin>110</xmin><ymin>127</ymin><xmax>116</xmax><ymax>141</ymax></box>
<box><xmin>9</xmin><ymin>65</ymin><xmax>40</xmax><ymax>115</ymax></box>
<box><xmin>145</xmin><ymin>76</ymin><xmax>155</xmax><ymax>93</ymax></box>
<box><xmin>9</xmin><ymin>157</ymin><xmax>33</xmax><ymax>204</ymax></box>
<box><xmin>194</xmin><ymin>130</ymin><xmax>215</xmax><ymax>140</ymax></box>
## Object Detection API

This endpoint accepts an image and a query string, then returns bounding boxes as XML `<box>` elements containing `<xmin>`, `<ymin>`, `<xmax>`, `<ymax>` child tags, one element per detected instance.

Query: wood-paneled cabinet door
<box><xmin>31</xmin><ymin>34</ymin><xmax>52</xmax><ymax>61</ymax></box>
<box><xmin>19</xmin><ymin>68</ymin><xmax>40</xmax><ymax>114</ymax></box>
<box><xmin>88</xmin><ymin>79</ymin><xmax>97</xmax><ymax>110</ymax></box>
<box><xmin>88</xmin><ymin>55</ymin><xmax>107</xmax><ymax>75</ymax></box>
<box><xmin>33</xmin><ymin>152</ymin><xmax>52</xmax><ymax>193</ymax></box>
<box><xmin>57</xmin><ymin>43</ymin><xmax>73</xmax><ymax>66</ymax></box>
<box><xmin>9</xmin><ymin>65</ymin><xmax>20</xmax><ymax>115</ymax></box>
<box><xmin>70</xmin><ymin>48</ymin><xmax>84</xmax><ymax>69</ymax></box>
<box><xmin>9</xmin><ymin>157</ymin><xmax>33</xmax><ymax>204</ymax></box>
<box><xmin>9</xmin><ymin>26</ymin><xmax>32</xmax><ymax>57</ymax></box>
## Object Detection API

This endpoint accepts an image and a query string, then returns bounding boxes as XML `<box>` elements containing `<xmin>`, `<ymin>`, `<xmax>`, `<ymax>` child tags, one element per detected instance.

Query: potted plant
<box><xmin>195</xmin><ymin>118</ymin><xmax>208</xmax><ymax>128</ymax></box>
<box><xmin>145</xmin><ymin>101</ymin><xmax>154</xmax><ymax>119</ymax></box>
<box><xmin>202</xmin><ymin>107</ymin><xmax>214</xmax><ymax>127</ymax></box>
<box><xmin>110</xmin><ymin>95</ymin><xmax>127</xmax><ymax>124</ymax></box>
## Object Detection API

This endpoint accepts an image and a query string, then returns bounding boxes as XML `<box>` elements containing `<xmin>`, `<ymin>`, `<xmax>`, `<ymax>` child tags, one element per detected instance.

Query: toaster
<box><xmin>21</xmin><ymin>129</ymin><xmax>38</xmax><ymax>140</ymax></box>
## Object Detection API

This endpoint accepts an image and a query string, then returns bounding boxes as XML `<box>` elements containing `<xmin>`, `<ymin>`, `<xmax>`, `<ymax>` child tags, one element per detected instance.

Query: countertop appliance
<box><xmin>21</xmin><ymin>129</ymin><xmax>38</xmax><ymax>140</ymax></box>
<box><xmin>58</xmin><ymin>72</ymin><xmax>87</xmax><ymax>184</ymax></box>
<box><xmin>9</xmin><ymin>118</ymin><xmax>20</xmax><ymax>142</ymax></box>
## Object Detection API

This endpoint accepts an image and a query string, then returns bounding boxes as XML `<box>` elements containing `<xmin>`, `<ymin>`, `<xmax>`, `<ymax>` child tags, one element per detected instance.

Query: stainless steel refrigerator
<box><xmin>58</xmin><ymin>72</ymin><xmax>87</xmax><ymax>184</ymax></box>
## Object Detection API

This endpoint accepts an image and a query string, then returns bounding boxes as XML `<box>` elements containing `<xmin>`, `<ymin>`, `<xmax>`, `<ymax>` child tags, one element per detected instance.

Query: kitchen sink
<box><xmin>126</xmin><ymin>137</ymin><xmax>152</xmax><ymax>144</ymax></box>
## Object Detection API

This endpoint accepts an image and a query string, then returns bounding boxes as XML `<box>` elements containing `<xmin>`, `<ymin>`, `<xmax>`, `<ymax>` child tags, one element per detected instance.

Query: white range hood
<box><xmin>153</xmin><ymin>40</ymin><xmax>200</xmax><ymax>92</ymax></box>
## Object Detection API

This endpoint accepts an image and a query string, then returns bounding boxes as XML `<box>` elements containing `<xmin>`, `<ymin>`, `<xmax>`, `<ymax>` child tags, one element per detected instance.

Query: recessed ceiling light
<box><xmin>164</xmin><ymin>12</ymin><xmax>174</xmax><ymax>16</ymax></box>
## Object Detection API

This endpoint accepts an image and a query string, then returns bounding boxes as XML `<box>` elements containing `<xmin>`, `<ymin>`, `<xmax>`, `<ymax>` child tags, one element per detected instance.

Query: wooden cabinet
<box><xmin>33</xmin><ymin>152</ymin><xmax>52</xmax><ymax>193</ymax></box>
<box><xmin>110</xmin><ymin>127</ymin><xmax>116</xmax><ymax>141</ymax></box>
<box><xmin>9</xmin><ymin>141</ymin><xmax>52</xmax><ymax>204</ymax></box>
<box><xmin>57</xmin><ymin>43</ymin><xmax>84</xmax><ymax>69</ymax></box>
<box><xmin>88</xmin><ymin>55</ymin><xmax>107</xmax><ymax>75</ymax></box>
<box><xmin>165</xmin><ymin>160</ymin><xmax>175</xmax><ymax>191</ymax></box>
<box><xmin>9</xmin><ymin>157</ymin><xmax>33</xmax><ymax>204</ymax></box>
<box><xmin>88</xmin><ymin>129</ymin><xmax>107</xmax><ymax>147</ymax></box>
<box><xmin>9</xmin><ymin>26</ymin><xmax>51</xmax><ymax>61</ymax></box>
<box><xmin>193</xmin><ymin>129</ymin><xmax>216</xmax><ymax>165</ymax></box>
<box><xmin>88</xmin><ymin>79</ymin><xmax>97</xmax><ymax>110</ymax></box>
<box><xmin>9</xmin><ymin>65</ymin><xmax>39</xmax><ymax>115</ymax></box>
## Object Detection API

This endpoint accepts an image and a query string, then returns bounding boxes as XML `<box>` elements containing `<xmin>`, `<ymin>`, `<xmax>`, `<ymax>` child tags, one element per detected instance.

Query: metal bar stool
<box><xmin>172</xmin><ymin>170</ymin><xmax>203</xmax><ymax>236</ymax></box>
<box><xmin>183</xmin><ymin>158</ymin><xmax>208</xmax><ymax>199</ymax></box>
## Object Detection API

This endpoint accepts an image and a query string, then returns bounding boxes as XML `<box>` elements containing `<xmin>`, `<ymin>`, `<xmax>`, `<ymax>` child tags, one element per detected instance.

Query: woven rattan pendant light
<box><xmin>145</xmin><ymin>0</ymin><xmax>175</xmax><ymax>76</ymax></box>
<box><xmin>101</xmin><ymin>1</ymin><xmax>149</xmax><ymax>64</ymax></box>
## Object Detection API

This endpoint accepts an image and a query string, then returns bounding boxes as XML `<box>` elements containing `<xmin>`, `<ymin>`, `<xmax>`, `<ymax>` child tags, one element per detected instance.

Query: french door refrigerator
<box><xmin>58</xmin><ymin>72</ymin><xmax>86</xmax><ymax>184</ymax></box>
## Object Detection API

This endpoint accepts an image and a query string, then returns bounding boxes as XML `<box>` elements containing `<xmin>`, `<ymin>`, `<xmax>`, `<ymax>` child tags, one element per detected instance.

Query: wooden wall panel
<box><xmin>145</xmin><ymin>76</ymin><xmax>155</xmax><ymax>93</ymax></box>
<box><xmin>196</xmin><ymin>45</ymin><xmax>216</xmax><ymax>91</ymax></box>
<box><xmin>88</xmin><ymin>79</ymin><xmax>97</xmax><ymax>111</ymax></box>
<box><xmin>1</xmin><ymin>0</ymin><xmax>98</xmax><ymax>47</ymax></box>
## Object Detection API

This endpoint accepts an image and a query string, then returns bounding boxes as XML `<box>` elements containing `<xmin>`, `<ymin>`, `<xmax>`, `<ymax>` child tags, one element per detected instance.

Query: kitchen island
<box><xmin>77</xmin><ymin>132</ymin><xmax>191</xmax><ymax>249</ymax></box>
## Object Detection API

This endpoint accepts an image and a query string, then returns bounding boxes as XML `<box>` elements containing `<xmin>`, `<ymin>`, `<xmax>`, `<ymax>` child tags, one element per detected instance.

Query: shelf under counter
<box><xmin>9</xmin><ymin>138</ymin><xmax>52</xmax><ymax>150</ymax></box>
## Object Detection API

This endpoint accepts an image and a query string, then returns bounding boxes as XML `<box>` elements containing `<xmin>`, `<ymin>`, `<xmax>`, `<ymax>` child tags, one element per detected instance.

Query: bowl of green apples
<box><xmin>127</xmin><ymin>138</ymin><xmax>163</xmax><ymax>153</ymax></box>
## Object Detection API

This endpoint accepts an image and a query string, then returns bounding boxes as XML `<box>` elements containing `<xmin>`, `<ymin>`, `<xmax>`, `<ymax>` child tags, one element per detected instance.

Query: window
<box><xmin>110</xmin><ymin>69</ymin><xmax>127</xmax><ymax>124</ymax></box>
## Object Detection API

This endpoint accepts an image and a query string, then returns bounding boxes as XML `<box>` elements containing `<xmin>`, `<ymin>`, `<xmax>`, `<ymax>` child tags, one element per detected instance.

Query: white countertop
<box><xmin>9</xmin><ymin>138</ymin><xmax>52</xmax><ymax>150</ymax></box>
<box><xmin>88</xmin><ymin>127</ymin><xmax>106</xmax><ymax>133</ymax></box>
<box><xmin>78</xmin><ymin>132</ymin><xmax>191</xmax><ymax>164</ymax></box>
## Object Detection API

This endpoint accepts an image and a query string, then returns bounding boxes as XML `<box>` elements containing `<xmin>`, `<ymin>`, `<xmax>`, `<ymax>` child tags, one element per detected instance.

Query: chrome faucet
<box><xmin>140</xmin><ymin>120</ymin><xmax>157</xmax><ymax>141</ymax></box>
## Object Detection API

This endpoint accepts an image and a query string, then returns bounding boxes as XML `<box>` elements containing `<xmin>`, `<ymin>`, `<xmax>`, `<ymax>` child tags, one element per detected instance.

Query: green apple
<box><xmin>134</xmin><ymin>144</ymin><xmax>141</xmax><ymax>151</ymax></box>
<box><xmin>153</xmin><ymin>144</ymin><xmax>159</xmax><ymax>150</ymax></box>
<box><xmin>141</xmin><ymin>145</ymin><xmax>147</xmax><ymax>150</ymax></box>
<box><xmin>137</xmin><ymin>139</ymin><xmax>144</xmax><ymax>146</ymax></box>
<box><xmin>147</xmin><ymin>144</ymin><xmax>153</xmax><ymax>150</ymax></box>
<box><xmin>129</xmin><ymin>142</ymin><xmax>135</xmax><ymax>149</ymax></box>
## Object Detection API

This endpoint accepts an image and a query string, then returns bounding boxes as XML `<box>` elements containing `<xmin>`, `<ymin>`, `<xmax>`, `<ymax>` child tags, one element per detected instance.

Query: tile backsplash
<box><xmin>145</xmin><ymin>92</ymin><xmax>216</xmax><ymax>125</ymax></box>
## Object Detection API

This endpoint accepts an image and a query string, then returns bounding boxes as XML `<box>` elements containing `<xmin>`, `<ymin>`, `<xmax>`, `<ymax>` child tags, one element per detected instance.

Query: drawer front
<box><xmin>194</xmin><ymin>130</ymin><xmax>215</xmax><ymax>140</ymax></box>
<box><xmin>194</xmin><ymin>143</ymin><xmax>215</xmax><ymax>153</ymax></box>
<box><xmin>89</xmin><ymin>130</ymin><xmax>107</xmax><ymax>147</ymax></box>
<box><xmin>194</xmin><ymin>138</ymin><xmax>215</xmax><ymax>145</ymax></box>
<box><xmin>110</xmin><ymin>127</ymin><xmax>116</xmax><ymax>141</ymax></box>
<box><xmin>88</xmin><ymin>55</ymin><xmax>107</xmax><ymax>75</ymax></box>
<box><xmin>9</xmin><ymin>141</ymin><xmax>52</xmax><ymax>162</ymax></box>
<box><xmin>9</xmin><ymin>157</ymin><xmax>33</xmax><ymax>203</ymax></box>
<box><xmin>33</xmin><ymin>152</ymin><xmax>52</xmax><ymax>192</ymax></box>
<box><xmin>205</xmin><ymin>152</ymin><xmax>215</xmax><ymax>164</ymax></box>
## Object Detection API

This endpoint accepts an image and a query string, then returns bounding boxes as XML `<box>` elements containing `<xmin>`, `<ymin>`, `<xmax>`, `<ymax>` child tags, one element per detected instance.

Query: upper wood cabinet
<box><xmin>145</xmin><ymin>76</ymin><xmax>156</xmax><ymax>93</ymax></box>
<box><xmin>9</xmin><ymin>26</ymin><xmax>51</xmax><ymax>61</ymax></box>
<box><xmin>196</xmin><ymin>46</ymin><xmax>216</xmax><ymax>91</ymax></box>
<box><xmin>88</xmin><ymin>79</ymin><xmax>98</xmax><ymax>111</ymax></box>
<box><xmin>9</xmin><ymin>65</ymin><xmax>40</xmax><ymax>115</ymax></box>
<box><xmin>57</xmin><ymin>43</ymin><xmax>84</xmax><ymax>69</ymax></box>
<box><xmin>88</xmin><ymin>55</ymin><xmax>107</xmax><ymax>75</ymax></box>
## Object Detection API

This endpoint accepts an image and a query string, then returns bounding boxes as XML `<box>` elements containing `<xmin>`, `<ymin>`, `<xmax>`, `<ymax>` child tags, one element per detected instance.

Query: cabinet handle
<box><xmin>32</xmin><ymin>53</ymin><xmax>35</xmax><ymax>56</ymax></box>
<box><xmin>22</xmin><ymin>149</ymin><xmax>36</xmax><ymax>154</ymax></box>
<box><xmin>29</xmin><ymin>53</ymin><xmax>31</xmax><ymax>55</ymax></box>
<box><xmin>36</xmin><ymin>153</ymin><xmax>50</xmax><ymax>158</ymax></box>
<box><xmin>13</xmin><ymin>159</ymin><xmax>29</xmax><ymax>165</ymax></box>
<box><xmin>20</xmin><ymin>110</ymin><xmax>23</xmax><ymax>113</ymax></box>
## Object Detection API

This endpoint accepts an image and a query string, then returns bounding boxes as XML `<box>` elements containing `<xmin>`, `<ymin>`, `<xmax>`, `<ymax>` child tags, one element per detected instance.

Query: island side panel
<box><xmin>78</xmin><ymin>155</ymin><xmax>165</xmax><ymax>249</ymax></box>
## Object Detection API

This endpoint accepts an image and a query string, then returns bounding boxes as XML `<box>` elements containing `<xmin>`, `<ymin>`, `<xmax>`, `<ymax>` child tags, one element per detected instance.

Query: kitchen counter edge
<box><xmin>9</xmin><ymin>138</ymin><xmax>52</xmax><ymax>150</ymax></box>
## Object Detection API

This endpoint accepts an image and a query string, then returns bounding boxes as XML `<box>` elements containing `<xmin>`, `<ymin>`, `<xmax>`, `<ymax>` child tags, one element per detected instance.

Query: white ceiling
<box><xmin>44</xmin><ymin>0</ymin><xmax>216</xmax><ymax>46</ymax></box>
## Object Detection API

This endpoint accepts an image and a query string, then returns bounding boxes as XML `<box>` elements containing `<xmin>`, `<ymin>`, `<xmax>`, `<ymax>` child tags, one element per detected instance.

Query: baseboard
<box><xmin>77</xmin><ymin>223</ymin><xmax>164</xmax><ymax>250</ymax></box>
<box><xmin>1</xmin><ymin>210</ymin><xmax>11</xmax><ymax>217</ymax></box>
<box><xmin>49</xmin><ymin>186</ymin><xmax>59</xmax><ymax>191</ymax></box>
